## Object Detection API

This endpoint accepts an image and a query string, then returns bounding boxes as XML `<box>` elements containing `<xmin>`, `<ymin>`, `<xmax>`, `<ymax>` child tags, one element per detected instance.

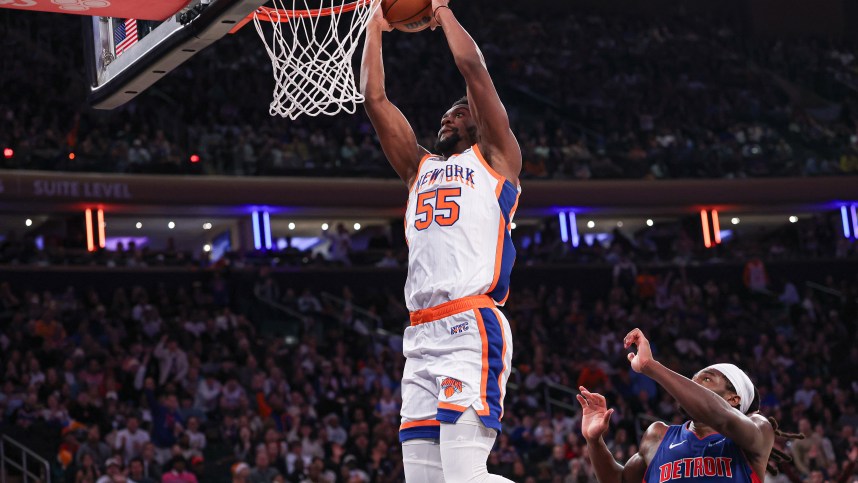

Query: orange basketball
<box><xmin>381</xmin><ymin>0</ymin><xmax>433</xmax><ymax>33</ymax></box>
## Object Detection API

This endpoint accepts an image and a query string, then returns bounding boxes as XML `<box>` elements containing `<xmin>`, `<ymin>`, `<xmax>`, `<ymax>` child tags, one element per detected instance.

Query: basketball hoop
<box><xmin>244</xmin><ymin>0</ymin><xmax>378</xmax><ymax>119</ymax></box>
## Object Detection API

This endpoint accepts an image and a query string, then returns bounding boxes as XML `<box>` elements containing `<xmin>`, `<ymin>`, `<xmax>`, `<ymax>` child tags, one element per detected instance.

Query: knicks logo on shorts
<box><xmin>450</xmin><ymin>322</ymin><xmax>469</xmax><ymax>335</ymax></box>
<box><xmin>441</xmin><ymin>377</ymin><xmax>463</xmax><ymax>398</ymax></box>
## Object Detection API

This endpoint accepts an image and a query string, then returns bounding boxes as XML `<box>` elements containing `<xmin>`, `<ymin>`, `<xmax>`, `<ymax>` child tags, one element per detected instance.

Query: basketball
<box><xmin>381</xmin><ymin>0</ymin><xmax>433</xmax><ymax>33</ymax></box>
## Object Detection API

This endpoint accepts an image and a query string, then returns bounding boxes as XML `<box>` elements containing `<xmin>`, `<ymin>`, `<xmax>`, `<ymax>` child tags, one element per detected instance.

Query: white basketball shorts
<box><xmin>399</xmin><ymin>295</ymin><xmax>513</xmax><ymax>442</ymax></box>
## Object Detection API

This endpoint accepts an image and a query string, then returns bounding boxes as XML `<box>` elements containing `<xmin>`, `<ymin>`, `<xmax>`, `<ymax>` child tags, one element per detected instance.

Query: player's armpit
<box><xmin>459</xmin><ymin>58</ymin><xmax>521</xmax><ymax>184</ymax></box>
<box><xmin>620</xmin><ymin>453</ymin><xmax>647</xmax><ymax>483</ymax></box>
<box><xmin>634</xmin><ymin>421</ymin><xmax>669</xmax><ymax>470</ymax></box>
<box><xmin>363</xmin><ymin>97</ymin><xmax>428</xmax><ymax>185</ymax></box>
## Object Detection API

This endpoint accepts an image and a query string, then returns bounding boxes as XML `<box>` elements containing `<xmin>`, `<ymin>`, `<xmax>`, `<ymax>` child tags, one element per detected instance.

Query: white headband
<box><xmin>708</xmin><ymin>363</ymin><xmax>755</xmax><ymax>414</ymax></box>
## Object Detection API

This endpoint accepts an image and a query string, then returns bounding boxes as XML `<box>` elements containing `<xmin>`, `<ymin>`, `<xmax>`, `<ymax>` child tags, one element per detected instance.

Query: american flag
<box><xmin>114</xmin><ymin>18</ymin><xmax>138</xmax><ymax>56</ymax></box>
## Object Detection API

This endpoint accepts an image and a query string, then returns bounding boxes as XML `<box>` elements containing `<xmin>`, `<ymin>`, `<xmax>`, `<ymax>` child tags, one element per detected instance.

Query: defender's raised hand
<box><xmin>577</xmin><ymin>386</ymin><xmax>614</xmax><ymax>442</ymax></box>
<box><xmin>624</xmin><ymin>328</ymin><xmax>654</xmax><ymax>373</ymax></box>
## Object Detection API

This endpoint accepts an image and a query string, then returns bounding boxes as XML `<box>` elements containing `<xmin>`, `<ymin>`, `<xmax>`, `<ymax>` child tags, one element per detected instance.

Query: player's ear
<box><xmin>726</xmin><ymin>393</ymin><xmax>741</xmax><ymax>410</ymax></box>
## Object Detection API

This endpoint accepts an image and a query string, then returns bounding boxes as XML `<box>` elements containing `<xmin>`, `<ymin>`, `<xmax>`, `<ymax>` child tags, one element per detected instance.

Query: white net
<box><xmin>253</xmin><ymin>0</ymin><xmax>378</xmax><ymax>119</ymax></box>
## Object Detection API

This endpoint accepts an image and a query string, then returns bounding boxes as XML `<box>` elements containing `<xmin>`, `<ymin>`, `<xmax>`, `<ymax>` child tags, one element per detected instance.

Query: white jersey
<box><xmin>404</xmin><ymin>144</ymin><xmax>520</xmax><ymax>311</ymax></box>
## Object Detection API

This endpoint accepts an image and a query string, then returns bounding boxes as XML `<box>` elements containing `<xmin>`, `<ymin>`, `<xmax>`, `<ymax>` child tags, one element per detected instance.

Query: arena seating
<box><xmin>1</xmin><ymin>6</ymin><xmax>857</xmax><ymax>179</ymax></box>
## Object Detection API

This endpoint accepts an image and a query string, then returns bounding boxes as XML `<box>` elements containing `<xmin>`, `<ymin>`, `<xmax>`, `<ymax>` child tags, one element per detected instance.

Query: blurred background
<box><xmin>0</xmin><ymin>0</ymin><xmax>857</xmax><ymax>482</ymax></box>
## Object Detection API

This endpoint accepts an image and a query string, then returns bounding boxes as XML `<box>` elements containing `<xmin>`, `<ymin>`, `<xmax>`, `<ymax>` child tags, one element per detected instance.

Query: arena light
<box><xmin>85</xmin><ymin>209</ymin><xmax>95</xmax><ymax>252</ymax></box>
<box><xmin>203</xmin><ymin>244</ymin><xmax>211</xmax><ymax>252</ymax></box>
<box><xmin>3</xmin><ymin>148</ymin><xmax>12</xmax><ymax>159</ymax></box>
<box><xmin>569</xmin><ymin>212</ymin><xmax>579</xmax><ymax>248</ymax></box>
<box><xmin>558</xmin><ymin>212</ymin><xmax>568</xmax><ymax>243</ymax></box>
<box><xmin>189</xmin><ymin>154</ymin><xmax>201</xmax><ymax>163</ymax></box>
<box><xmin>700</xmin><ymin>210</ymin><xmax>712</xmax><ymax>248</ymax></box>
<box><xmin>251</xmin><ymin>211</ymin><xmax>262</xmax><ymax>250</ymax></box>
<box><xmin>167</xmin><ymin>221</ymin><xmax>175</xmax><ymax>229</ymax></box>
<box><xmin>789</xmin><ymin>216</ymin><xmax>798</xmax><ymax>223</ymax></box>
<box><xmin>203</xmin><ymin>222</ymin><xmax>212</xmax><ymax>230</ymax></box>
<box><xmin>263</xmin><ymin>211</ymin><xmax>273</xmax><ymax>249</ymax></box>
<box><xmin>731</xmin><ymin>217</ymin><xmax>740</xmax><ymax>225</ymax></box>
<box><xmin>510</xmin><ymin>222</ymin><xmax>517</xmax><ymax>230</ymax></box>
<box><xmin>852</xmin><ymin>205</ymin><xmax>858</xmax><ymax>240</ymax></box>
<box><xmin>135</xmin><ymin>222</ymin><xmax>142</xmax><ymax>229</ymax></box>
<box><xmin>587</xmin><ymin>220</ymin><xmax>595</xmax><ymax>229</ymax></box>
<box><xmin>646</xmin><ymin>219</ymin><xmax>654</xmax><ymax>227</ymax></box>
<box><xmin>354</xmin><ymin>223</ymin><xmax>361</xmax><ymax>230</ymax></box>
<box><xmin>711</xmin><ymin>210</ymin><xmax>721</xmax><ymax>245</ymax></box>
<box><xmin>68</xmin><ymin>152</ymin><xmax>75</xmax><ymax>160</ymax></box>
<box><xmin>842</xmin><ymin>206</ymin><xmax>851</xmax><ymax>238</ymax></box>
<box><xmin>321</xmin><ymin>223</ymin><xmax>329</xmax><ymax>231</ymax></box>
<box><xmin>25</xmin><ymin>219</ymin><xmax>32</xmax><ymax>227</ymax></box>
<box><xmin>288</xmin><ymin>222</ymin><xmax>296</xmax><ymax>230</ymax></box>
<box><xmin>97</xmin><ymin>209</ymin><xmax>106</xmax><ymax>249</ymax></box>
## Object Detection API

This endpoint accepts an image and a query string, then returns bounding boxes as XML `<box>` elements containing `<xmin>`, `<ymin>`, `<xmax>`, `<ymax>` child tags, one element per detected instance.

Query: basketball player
<box><xmin>360</xmin><ymin>0</ymin><xmax>521</xmax><ymax>481</ymax></box>
<box><xmin>578</xmin><ymin>328</ymin><xmax>800</xmax><ymax>483</ymax></box>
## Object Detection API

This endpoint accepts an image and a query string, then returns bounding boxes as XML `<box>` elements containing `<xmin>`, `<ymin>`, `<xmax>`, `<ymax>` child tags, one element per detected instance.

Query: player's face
<box><xmin>692</xmin><ymin>369</ymin><xmax>727</xmax><ymax>392</ymax></box>
<box><xmin>692</xmin><ymin>369</ymin><xmax>740</xmax><ymax>407</ymax></box>
<box><xmin>435</xmin><ymin>105</ymin><xmax>477</xmax><ymax>156</ymax></box>
<box><xmin>437</xmin><ymin>105</ymin><xmax>476</xmax><ymax>151</ymax></box>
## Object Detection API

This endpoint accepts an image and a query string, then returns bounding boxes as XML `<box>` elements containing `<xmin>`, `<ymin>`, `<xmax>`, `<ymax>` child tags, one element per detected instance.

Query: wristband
<box><xmin>433</xmin><ymin>5</ymin><xmax>450</xmax><ymax>22</ymax></box>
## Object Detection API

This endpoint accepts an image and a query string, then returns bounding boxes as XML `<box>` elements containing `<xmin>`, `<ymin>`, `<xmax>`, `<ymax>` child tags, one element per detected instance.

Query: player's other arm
<box><xmin>578</xmin><ymin>387</ymin><xmax>662</xmax><ymax>483</ymax></box>
<box><xmin>432</xmin><ymin>1</ymin><xmax>521</xmax><ymax>185</ymax></box>
<box><xmin>624</xmin><ymin>329</ymin><xmax>775</xmax><ymax>461</ymax></box>
<box><xmin>360</xmin><ymin>5</ymin><xmax>428</xmax><ymax>186</ymax></box>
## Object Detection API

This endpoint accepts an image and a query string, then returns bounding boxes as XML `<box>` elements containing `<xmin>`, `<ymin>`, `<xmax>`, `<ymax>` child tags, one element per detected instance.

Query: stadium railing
<box><xmin>0</xmin><ymin>435</ymin><xmax>51</xmax><ymax>483</ymax></box>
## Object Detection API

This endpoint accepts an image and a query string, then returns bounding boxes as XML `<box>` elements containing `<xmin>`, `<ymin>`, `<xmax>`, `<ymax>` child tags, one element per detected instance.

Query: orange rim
<box><xmin>257</xmin><ymin>0</ymin><xmax>372</xmax><ymax>20</ymax></box>
<box><xmin>230</xmin><ymin>0</ymin><xmax>373</xmax><ymax>33</ymax></box>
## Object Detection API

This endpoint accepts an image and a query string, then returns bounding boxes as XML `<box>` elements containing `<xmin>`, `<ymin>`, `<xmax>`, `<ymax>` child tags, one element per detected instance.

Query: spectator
<box><xmin>75</xmin><ymin>452</ymin><xmax>102</xmax><ymax>483</ymax></box>
<box><xmin>153</xmin><ymin>336</ymin><xmax>189</xmax><ymax>386</ymax></box>
<box><xmin>96</xmin><ymin>457</ymin><xmax>124</xmax><ymax>483</ymax></box>
<box><xmin>194</xmin><ymin>372</ymin><xmax>222</xmax><ymax>414</ymax></box>
<box><xmin>76</xmin><ymin>426</ymin><xmax>111</xmax><ymax>469</ymax></box>
<box><xmin>375</xmin><ymin>250</ymin><xmax>399</xmax><ymax>268</ymax></box>
<box><xmin>139</xmin><ymin>443</ymin><xmax>163</xmax><ymax>482</ymax></box>
<box><xmin>115</xmin><ymin>415</ymin><xmax>150</xmax><ymax>463</ymax></box>
<box><xmin>128</xmin><ymin>458</ymin><xmax>158</xmax><ymax>483</ymax></box>
<box><xmin>793</xmin><ymin>419</ymin><xmax>833</xmax><ymax>476</ymax></box>
<box><xmin>297</xmin><ymin>289</ymin><xmax>323</xmax><ymax>314</ymax></box>
<box><xmin>249</xmin><ymin>448</ymin><xmax>282</xmax><ymax>483</ymax></box>
<box><xmin>144</xmin><ymin>380</ymin><xmax>184</xmax><ymax>463</ymax></box>
<box><xmin>794</xmin><ymin>378</ymin><xmax>818</xmax><ymax>409</ymax></box>
<box><xmin>184</xmin><ymin>417</ymin><xmax>206</xmax><ymax>456</ymax></box>
<box><xmin>161</xmin><ymin>456</ymin><xmax>198</xmax><ymax>483</ymax></box>
<box><xmin>232</xmin><ymin>462</ymin><xmax>251</xmax><ymax>483</ymax></box>
<box><xmin>324</xmin><ymin>224</ymin><xmax>352</xmax><ymax>267</ymax></box>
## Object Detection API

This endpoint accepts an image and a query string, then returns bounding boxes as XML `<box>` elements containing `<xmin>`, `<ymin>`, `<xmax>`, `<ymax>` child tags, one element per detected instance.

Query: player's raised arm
<box><xmin>624</xmin><ymin>329</ymin><xmax>775</xmax><ymax>465</ymax></box>
<box><xmin>577</xmin><ymin>387</ymin><xmax>662</xmax><ymax>483</ymax></box>
<box><xmin>360</xmin><ymin>4</ymin><xmax>429</xmax><ymax>186</ymax></box>
<box><xmin>431</xmin><ymin>0</ymin><xmax>521</xmax><ymax>185</ymax></box>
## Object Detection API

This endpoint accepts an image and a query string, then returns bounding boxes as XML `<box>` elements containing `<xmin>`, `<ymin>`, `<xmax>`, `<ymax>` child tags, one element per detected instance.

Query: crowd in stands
<box><xmin>0</xmin><ymin>244</ymin><xmax>857</xmax><ymax>482</ymax></box>
<box><xmin>2</xmin><ymin>4</ymin><xmax>858</xmax><ymax>179</ymax></box>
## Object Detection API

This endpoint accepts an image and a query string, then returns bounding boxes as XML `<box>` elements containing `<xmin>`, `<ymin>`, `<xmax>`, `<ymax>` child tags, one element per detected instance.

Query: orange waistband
<box><xmin>409</xmin><ymin>295</ymin><xmax>495</xmax><ymax>326</ymax></box>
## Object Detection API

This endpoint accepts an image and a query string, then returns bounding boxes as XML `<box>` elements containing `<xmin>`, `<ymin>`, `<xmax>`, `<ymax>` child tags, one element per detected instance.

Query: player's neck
<box><xmin>687</xmin><ymin>420</ymin><xmax>720</xmax><ymax>438</ymax></box>
<box><xmin>442</xmin><ymin>141</ymin><xmax>471</xmax><ymax>159</ymax></box>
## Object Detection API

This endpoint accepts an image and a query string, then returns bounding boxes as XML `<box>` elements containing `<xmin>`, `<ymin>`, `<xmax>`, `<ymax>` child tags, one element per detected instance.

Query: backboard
<box><xmin>80</xmin><ymin>0</ymin><xmax>265</xmax><ymax>109</ymax></box>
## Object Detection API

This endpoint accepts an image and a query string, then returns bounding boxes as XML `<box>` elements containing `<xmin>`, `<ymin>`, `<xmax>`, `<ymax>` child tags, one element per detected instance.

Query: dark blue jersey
<box><xmin>644</xmin><ymin>423</ymin><xmax>762</xmax><ymax>483</ymax></box>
